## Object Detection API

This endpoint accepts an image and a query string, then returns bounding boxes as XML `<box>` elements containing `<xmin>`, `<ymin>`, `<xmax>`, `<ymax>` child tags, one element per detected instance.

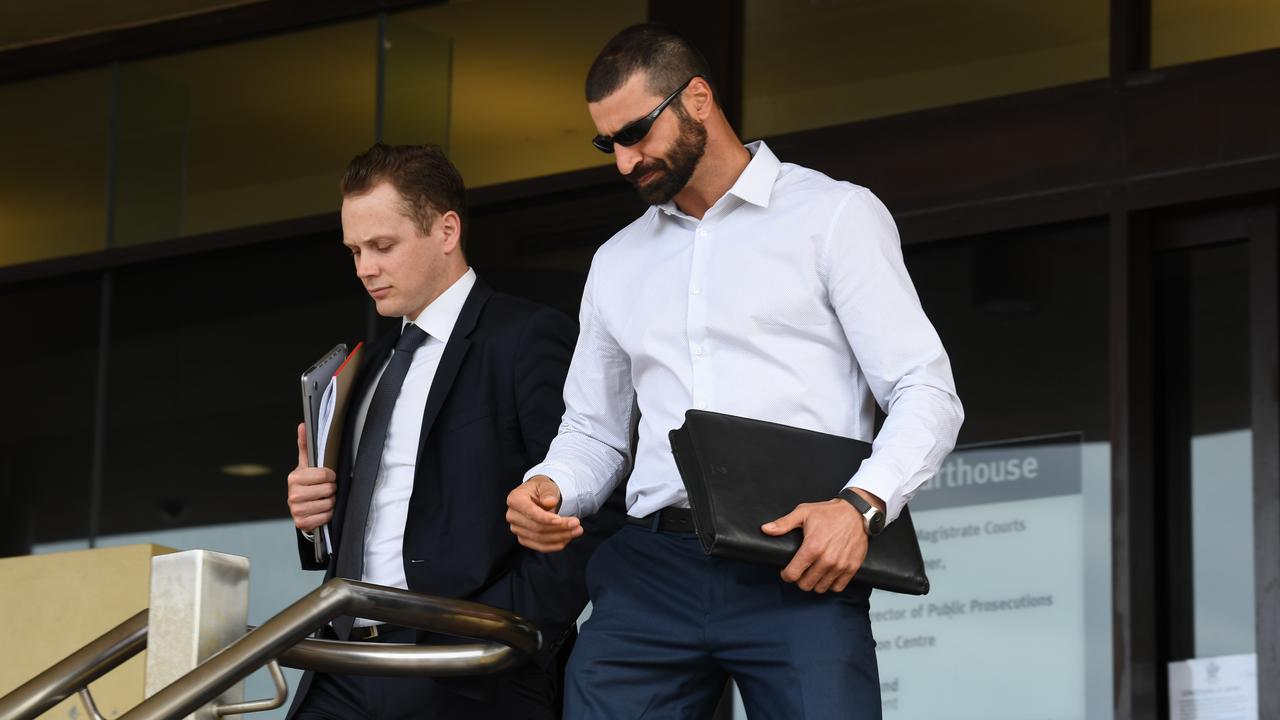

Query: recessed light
<box><xmin>221</xmin><ymin>463</ymin><xmax>272</xmax><ymax>477</ymax></box>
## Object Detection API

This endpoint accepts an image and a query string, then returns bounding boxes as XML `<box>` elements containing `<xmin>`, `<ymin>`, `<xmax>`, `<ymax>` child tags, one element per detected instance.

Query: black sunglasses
<box><xmin>591</xmin><ymin>76</ymin><xmax>699</xmax><ymax>154</ymax></box>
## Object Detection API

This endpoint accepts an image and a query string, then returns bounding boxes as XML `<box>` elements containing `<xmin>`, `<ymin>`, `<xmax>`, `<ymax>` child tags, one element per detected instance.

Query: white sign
<box><xmin>873</xmin><ymin>434</ymin><xmax>1087</xmax><ymax>719</ymax></box>
<box><xmin>1168</xmin><ymin>654</ymin><xmax>1258</xmax><ymax>720</ymax></box>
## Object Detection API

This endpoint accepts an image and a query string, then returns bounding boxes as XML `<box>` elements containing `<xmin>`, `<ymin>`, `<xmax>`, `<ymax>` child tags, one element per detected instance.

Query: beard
<box><xmin>625</xmin><ymin>109</ymin><xmax>707</xmax><ymax>206</ymax></box>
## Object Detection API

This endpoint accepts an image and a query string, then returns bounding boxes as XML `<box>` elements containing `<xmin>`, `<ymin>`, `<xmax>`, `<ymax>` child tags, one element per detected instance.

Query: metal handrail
<box><xmin>280</xmin><ymin>635</ymin><xmax>517</xmax><ymax>676</ymax></box>
<box><xmin>0</xmin><ymin>580</ymin><xmax>540</xmax><ymax>720</ymax></box>
<box><xmin>117</xmin><ymin>578</ymin><xmax>540</xmax><ymax>720</ymax></box>
<box><xmin>0</xmin><ymin>610</ymin><xmax>148</xmax><ymax>720</ymax></box>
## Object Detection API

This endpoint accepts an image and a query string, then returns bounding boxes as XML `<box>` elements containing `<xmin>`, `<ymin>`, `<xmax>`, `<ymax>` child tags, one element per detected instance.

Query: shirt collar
<box><xmin>726</xmin><ymin>140</ymin><xmax>779</xmax><ymax>208</ymax></box>
<box><xmin>657</xmin><ymin>140</ymin><xmax>779</xmax><ymax>218</ymax></box>
<box><xmin>403</xmin><ymin>267</ymin><xmax>476</xmax><ymax>343</ymax></box>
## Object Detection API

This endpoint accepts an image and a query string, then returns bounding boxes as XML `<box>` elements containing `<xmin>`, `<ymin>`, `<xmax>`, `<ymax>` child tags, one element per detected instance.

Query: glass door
<box><xmin>1152</xmin><ymin>203</ymin><xmax>1278</xmax><ymax>719</ymax></box>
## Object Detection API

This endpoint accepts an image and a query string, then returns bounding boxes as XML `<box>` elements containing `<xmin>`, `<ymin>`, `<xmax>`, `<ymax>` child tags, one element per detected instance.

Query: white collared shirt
<box><xmin>525</xmin><ymin>142</ymin><xmax>962</xmax><ymax>523</ymax></box>
<box><xmin>351</xmin><ymin>268</ymin><xmax>475</xmax><ymax>622</ymax></box>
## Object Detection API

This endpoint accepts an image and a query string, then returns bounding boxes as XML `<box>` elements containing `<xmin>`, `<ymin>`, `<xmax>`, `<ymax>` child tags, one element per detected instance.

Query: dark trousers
<box><xmin>290</xmin><ymin>627</ymin><xmax>558</xmax><ymax>720</ymax></box>
<box><xmin>565</xmin><ymin>524</ymin><xmax>881</xmax><ymax>720</ymax></box>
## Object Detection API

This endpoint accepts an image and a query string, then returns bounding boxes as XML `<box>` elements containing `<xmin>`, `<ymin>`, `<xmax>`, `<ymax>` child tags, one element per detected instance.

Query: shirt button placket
<box><xmin>688</xmin><ymin>223</ymin><xmax>712</xmax><ymax>411</ymax></box>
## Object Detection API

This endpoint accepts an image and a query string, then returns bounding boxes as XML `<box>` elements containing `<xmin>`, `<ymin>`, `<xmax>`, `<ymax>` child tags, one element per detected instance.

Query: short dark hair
<box><xmin>585</xmin><ymin>23</ymin><xmax>715</xmax><ymax>104</ymax></box>
<box><xmin>341</xmin><ymin>143</ymin><xmax>467</xmax><ymax>250</ymax></box>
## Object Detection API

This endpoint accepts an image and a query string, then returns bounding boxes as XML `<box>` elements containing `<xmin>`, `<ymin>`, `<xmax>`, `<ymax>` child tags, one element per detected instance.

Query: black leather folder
<box><xmin>669</xmin><ymin>410</ymin><xmax>930</xmax><ymax>595</ymax></box>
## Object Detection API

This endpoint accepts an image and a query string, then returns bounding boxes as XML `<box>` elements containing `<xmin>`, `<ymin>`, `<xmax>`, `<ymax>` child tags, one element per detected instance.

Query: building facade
<box><xmin>1</xmin><ymin>1</ymin><xmax>1277</xmax><ymax>718</ymax></box>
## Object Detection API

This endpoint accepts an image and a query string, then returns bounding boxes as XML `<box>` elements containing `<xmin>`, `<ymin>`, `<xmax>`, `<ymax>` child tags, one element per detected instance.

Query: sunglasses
<box><xmin>591</xmin><ymin>76</ymin><xmax>699</xmax><ymax>154</ymax></box>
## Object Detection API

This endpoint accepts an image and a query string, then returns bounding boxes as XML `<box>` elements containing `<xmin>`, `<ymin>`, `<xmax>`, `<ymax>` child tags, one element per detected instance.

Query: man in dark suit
<box><xmin>284</xmin><ymin>143</ymin><xmax>616</xmax><ymax>719</ymax></box>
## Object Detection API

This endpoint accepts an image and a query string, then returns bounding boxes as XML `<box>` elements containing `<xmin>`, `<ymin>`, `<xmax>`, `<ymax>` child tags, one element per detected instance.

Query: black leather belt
<box><xmin>627</xmin><ymin>506</ymin><xmax>697</xmax><ymax>533</ymax></box>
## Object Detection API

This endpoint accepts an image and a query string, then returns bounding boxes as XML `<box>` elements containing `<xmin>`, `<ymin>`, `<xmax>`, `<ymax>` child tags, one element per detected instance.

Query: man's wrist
<box><xmin>838</xmin><ymin>488</ymin><xmax>886</xmax><ymax>537</ymax></box>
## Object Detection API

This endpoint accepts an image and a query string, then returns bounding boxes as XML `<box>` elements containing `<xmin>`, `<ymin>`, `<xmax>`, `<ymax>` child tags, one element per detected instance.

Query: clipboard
<box><xmin>299</xmin><ymin>342</ymin><xmax>364</xmax><ymax>563</ymax></box>
<box><xmin>301</xmin><ymin>344</ymin><xmax>347</xmax><ymax>467</ymax></box>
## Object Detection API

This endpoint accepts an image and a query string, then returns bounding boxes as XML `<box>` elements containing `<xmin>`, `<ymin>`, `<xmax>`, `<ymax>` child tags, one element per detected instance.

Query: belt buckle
<box><xmin>366</xmin><ymin>624</ymin><xmax>379</xmax><ymax>640</ymax></box>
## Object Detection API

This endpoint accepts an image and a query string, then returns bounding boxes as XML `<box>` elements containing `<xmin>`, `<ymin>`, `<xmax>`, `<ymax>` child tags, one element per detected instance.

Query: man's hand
<box><xmin>761</xmin><ymin>489</ymin><xmax>884</xmax><ymax>594</ymax></box>
<box><xmin>506</xmin><ymin>475</ymin><xmax>583</xmax><ymax>552</ymax></box>
<box><xmin>287</xmin><ymin>423</ymin><xmax>337</xmax><ymax>532</ymax></box>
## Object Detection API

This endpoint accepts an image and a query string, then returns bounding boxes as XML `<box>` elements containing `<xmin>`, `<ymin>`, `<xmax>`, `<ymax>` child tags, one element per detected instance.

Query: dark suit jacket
<box><xmin>289</xmin><ymin>276</ymin><xmax>621</xmax><ymax>713</ymax></box>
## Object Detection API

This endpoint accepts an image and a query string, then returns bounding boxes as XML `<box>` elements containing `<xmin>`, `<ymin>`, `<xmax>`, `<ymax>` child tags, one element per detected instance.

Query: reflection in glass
<box><xmin>742</xmin><ymin>0</ymin><xmax>1108</xmax><ymax>138</ymax></box>
<box><xmin>0</xmin><ymin>69</ymin><xmax>111</xmax><ymax>266</ymax></box>
<box><xmin>381</xmin><ymin>14</ymin><xmax>452</xmax><ymax>148</ymax></box>
<box><xmin>388</xmin><ymin>0</ymin><xmax>646</xmax><ymax>187</ymax></box>
<box><xmin>112</xmin><ymin>66</ymin><xmax>191</xmax><ymax>246</ymax></box>
<box><xmin>1</xmin><ymin>0</ymin><xmax>269</xmax><ymax>52</ymax></box>
<box><xmin>115</xmin><ymin>19</ymin><xmax>378</xmax><ymax>240</ymax></box>
<box><xmin>0</xmin><ymin>276</ymin><xmax>101</xmax><ymax>555</ymax></box>
<box><xmin>1152</xmin><ymin>0</ymin><xmax>1280</xmax><ymax>67</ymax></box>
<box><xmin>1180</xmin><ymin>242</ymin><xmax>1255</xmax><ymax>657</ymax></box>
<box><xmin>101</xmin><ymin>236</ymin><xmax>368</xmax><ymax>538</ymax></box>
<box><xmin>866</xmin><ymin>224</ymin><xmax>1112</xmax><ymax>719</ymax></box>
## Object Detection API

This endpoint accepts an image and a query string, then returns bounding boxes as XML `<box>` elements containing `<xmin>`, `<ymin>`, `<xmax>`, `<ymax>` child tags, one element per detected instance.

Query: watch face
<box><xmin>867</xmin><ymin>511</ymin><xmax>886</xmax><ymax>536</ymax></box>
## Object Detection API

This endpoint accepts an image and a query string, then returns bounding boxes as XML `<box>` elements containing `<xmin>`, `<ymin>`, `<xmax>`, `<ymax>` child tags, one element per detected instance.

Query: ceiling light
<box><xmin>221</xmin><ymin>463</ymin><xmax>272</xmax><ymax>477</ymax></box>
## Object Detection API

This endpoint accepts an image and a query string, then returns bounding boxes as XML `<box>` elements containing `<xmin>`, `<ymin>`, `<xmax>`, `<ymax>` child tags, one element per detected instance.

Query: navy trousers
<box><xmin>565</xmin><ymin>523</ymin><xmax>882</xmax><ymax>719</ymax></box>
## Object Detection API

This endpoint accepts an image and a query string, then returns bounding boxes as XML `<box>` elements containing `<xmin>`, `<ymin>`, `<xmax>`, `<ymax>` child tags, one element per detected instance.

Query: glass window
<box><xmin>0</xmin><ymin>1</ymin><xmax>267</xmax><ymax>50</ymax></box>
<box><xmin>1152</xmin><ymin>0</ymin><xmax>1280</xmax><ymax>67</ymax></box>
<box><xmin>386</xmin><ymin>0</ymin><xmax>647</xmax><ymax>188</ymax></box>
<box><xmin>112</xmin><ymin>20</ymin><xmax>378</xmax><ymax>243</ymax></box>
<box><xmin>466</xmin><ymin>184</ymin><xmax>645</xmax><ymax>317</ymax></box>
<box><xmin>0</xmin><ymin>69</ymin><xmax>111</xmax><ymax>267</ymax></box>
<box><xmin>100</xmin><ymin>235</ymin><xmax>369</xmax><ymax>539</ymax></box>
<box><xmin>865</xmin><ymin>224</ymin><xmax>1113</xmax><ymax>719</ymax></box>
<box><xmin>1158</xmin><ymin>241</ymin><xmax>1255</xmax><ymax>658</ymax></box>
<box><xmin>742</xmin><ymin>0</ymin><xmax>1109</xmax><ymax>139</ymax></box>
<box><xmin>0</xmin><ymin>274</ymin><xmax>101</xmax><ymax>556</ymax></box>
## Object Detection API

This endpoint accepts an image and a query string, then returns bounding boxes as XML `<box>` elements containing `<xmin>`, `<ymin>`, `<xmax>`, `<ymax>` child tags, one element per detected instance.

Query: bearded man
<box><xmin>507</xmin><ymin>23</ymin><xmax>963</xmax><ymax>720</ymax></box>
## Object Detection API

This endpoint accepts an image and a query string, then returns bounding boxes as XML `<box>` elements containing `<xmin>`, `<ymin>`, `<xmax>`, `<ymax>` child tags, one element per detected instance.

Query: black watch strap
<box><xmin>839</xmin><ymin>488</ymin><xmax>886</xmax><ymax>537</ymax></box>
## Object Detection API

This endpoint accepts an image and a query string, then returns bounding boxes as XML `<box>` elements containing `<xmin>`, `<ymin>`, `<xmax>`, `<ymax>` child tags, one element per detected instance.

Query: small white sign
<box><xmin>1168</xmin><ymin>653</ymin><xmax>1258</xmax><ymax>720</ymax></box>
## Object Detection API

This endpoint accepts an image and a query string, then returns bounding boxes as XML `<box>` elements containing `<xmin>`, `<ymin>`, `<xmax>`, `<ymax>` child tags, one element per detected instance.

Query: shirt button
<box><xmin>690</xmin><ymin>287</ymin><xmax>701</xmax><ymax>295</ymax></box>
<box><xmin>693</xmin><ymin>345</ymin><xmax>703</xmax><ymax>356</ymax></box>
<box><xmin>696</xmin><ymin>229</ymin><xmax>707</xmax><ymax>238</ymax></box>
<box><xmin>698</xmin><ymin>401</ymin><xmax>709</xmax><ymax>410</ymax></box>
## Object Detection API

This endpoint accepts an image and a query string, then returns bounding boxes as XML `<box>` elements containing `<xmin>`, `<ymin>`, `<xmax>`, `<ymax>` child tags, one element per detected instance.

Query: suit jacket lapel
<box><xmin>417</xmin><ymin>278</ymin><xmax>493</xmax><ymax>446</ymax></box>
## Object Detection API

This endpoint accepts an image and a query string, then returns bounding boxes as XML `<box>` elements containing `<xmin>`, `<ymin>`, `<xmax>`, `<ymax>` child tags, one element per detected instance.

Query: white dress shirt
<box><xmin>525</xmin><ymin>142</ymin><xmax>962</xmax><ymax>524</ymax></box>
<box><xmin>350</xmin><ymin>268</ymin><xmax>475</xmax><ymax>624</ymax></box>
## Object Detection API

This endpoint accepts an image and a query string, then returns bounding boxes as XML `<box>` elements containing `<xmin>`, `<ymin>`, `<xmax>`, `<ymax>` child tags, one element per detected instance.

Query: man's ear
<box><xmin>685</xmin><ymin>76</ymin><xmax>714</xmax><ymax>120</ymax></box>
<box><xmin>438</xmin><ymin>210</ymin><xmax>463</xmax><ymax>253</ymax></box>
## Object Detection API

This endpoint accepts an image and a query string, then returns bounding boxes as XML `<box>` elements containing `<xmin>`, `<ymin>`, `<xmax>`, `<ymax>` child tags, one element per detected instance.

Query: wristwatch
<box><xmin>838</xmin><ymin>488</ymin><xmax>886</xmax><ymax>537</ymax></box>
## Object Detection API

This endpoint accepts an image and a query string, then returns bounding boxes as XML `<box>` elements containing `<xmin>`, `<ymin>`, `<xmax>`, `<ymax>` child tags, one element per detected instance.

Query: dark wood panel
<box><xmin>769</xmin><ymin>49</ymin><xmax>1280</xmax><ymax>241</ymax></box>
<box><xmin>767</xmin><ymin>79</ymin><xmax>1115</xmax><ymax>216</ymax></box>
<box><xmin>1120</xmin><ymin>50</ymin><xmax>1280</xmax><ymax>177</ymax></box>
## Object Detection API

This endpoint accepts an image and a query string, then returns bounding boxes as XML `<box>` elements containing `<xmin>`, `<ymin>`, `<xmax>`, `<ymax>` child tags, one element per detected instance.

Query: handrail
<box><xmin>279</xmin><ymin>636</ymin><xmax>517</xmax><ymax>676</ymax></box>
<box><xmin>0</xmin><ymin>610</ymin><xmax>148</xmax><ymax>720</ymax></box>
<box><xmin>117</xmin><ymin>578</ymin><xmax>540</xmax><ymax>720</ymax></box>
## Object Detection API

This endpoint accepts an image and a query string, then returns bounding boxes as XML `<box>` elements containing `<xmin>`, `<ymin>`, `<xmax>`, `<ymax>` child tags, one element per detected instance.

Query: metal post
<box><xmin>144</xmin><ymin>550</ymin><xmax>250</xmax><ymax>720</ymax></box>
